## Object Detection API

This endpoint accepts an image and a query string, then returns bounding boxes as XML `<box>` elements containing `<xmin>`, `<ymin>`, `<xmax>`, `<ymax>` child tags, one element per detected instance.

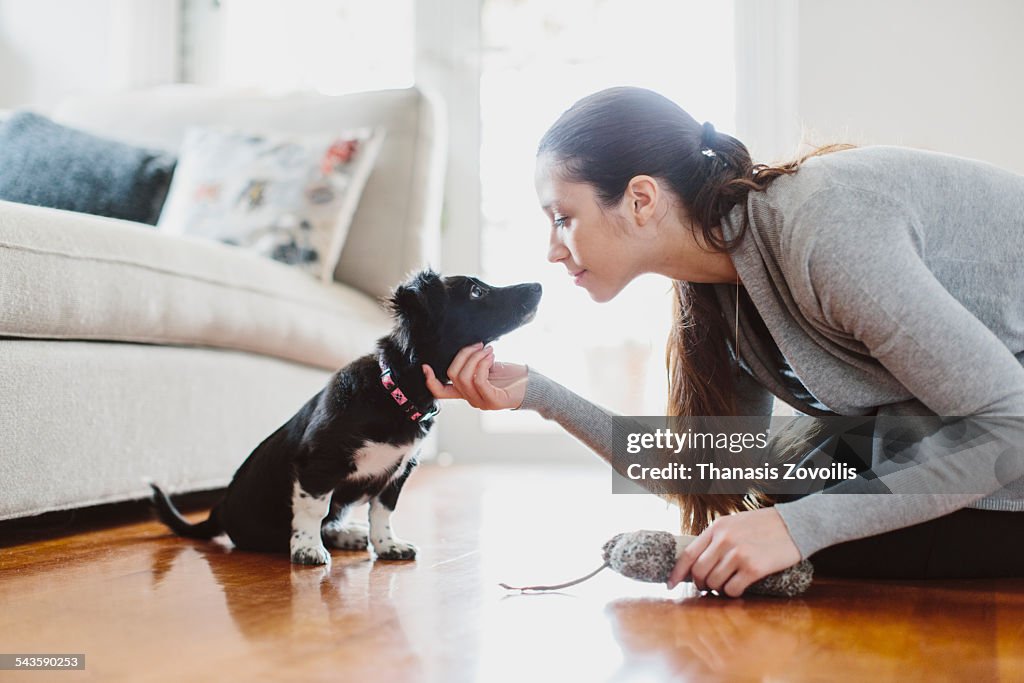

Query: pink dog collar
<box><xmin>378</xmin><ymin>356</ymin><xmax>439</xmax><ymax>423</ymax></box>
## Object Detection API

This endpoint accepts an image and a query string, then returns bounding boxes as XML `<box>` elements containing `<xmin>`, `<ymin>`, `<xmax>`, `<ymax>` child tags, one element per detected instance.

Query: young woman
<box><xmin>423</xmin><ymin>87</ymin><xmax>1024</xmax><ymax>596</ymax></box>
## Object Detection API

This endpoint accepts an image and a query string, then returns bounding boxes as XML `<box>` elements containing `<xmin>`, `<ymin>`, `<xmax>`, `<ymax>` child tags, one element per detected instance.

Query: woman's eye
<box><xmin>470</xmin><ymin>284</ymin><xmax>486</xmax><ymax>299</ymax></box>
<box><xmin>553</xmin><ymin>215</ymin><xmax>568</xmax><ymax>229</ymax></box>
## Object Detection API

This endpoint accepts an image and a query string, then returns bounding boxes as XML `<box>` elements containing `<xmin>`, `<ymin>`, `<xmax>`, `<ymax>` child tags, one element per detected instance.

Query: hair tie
<box><xmin>700</xmin><ymin>121</ymin><xmax>718</xmax><ymax>158</ymax></box>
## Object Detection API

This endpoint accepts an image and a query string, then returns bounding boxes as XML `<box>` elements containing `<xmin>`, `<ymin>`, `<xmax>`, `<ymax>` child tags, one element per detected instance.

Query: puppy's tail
<box><xmin>149</xmin><ymin>483</ymin><xmax>222</xmax><ymax>540</ymax></box>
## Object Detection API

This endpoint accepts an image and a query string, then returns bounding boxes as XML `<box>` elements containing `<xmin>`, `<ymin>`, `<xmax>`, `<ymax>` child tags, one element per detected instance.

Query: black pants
<box><xmin>806</xmin><ymin>506</ymin><xmax>1024</xmax><ymax>579</ymax></box>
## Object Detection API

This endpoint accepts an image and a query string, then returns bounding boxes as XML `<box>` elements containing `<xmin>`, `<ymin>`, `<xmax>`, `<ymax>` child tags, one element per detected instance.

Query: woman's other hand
<box><xmin>423</xmin><ymin>343</ymin><xmax>528</xmax><ymax>410</ymax></box>
<box><xmin>666</xmin><ymin>507</ymin><xmax>802</xmax><ymax>598</ymax></box>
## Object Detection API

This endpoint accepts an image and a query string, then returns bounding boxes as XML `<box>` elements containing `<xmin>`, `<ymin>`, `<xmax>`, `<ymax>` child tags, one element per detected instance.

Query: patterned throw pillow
<box><xmin>157</xmin><ymin>125</ymin><xmax>384</xmax><ymax>282</ymax></box>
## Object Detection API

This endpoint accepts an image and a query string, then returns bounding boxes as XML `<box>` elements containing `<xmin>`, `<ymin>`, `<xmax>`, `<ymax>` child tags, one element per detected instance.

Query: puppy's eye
<box><xmin>470</xmin><ymin>284</ymin><xmax>487</xmax><ymax>299</ymax></box>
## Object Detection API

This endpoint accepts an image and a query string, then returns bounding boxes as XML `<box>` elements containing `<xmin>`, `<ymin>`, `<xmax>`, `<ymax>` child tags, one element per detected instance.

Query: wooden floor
<box><xmin>2</xmin><ymin>463</ymin><xmax>1024</xmax><ymax>683</ymax></box>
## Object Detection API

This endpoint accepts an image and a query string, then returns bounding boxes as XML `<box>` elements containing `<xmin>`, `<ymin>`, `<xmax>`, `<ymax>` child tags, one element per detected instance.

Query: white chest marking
<box><xmin>351</xmin><ymin>440</ymin><xmax>419</xmax><ymax>481</ymax></box>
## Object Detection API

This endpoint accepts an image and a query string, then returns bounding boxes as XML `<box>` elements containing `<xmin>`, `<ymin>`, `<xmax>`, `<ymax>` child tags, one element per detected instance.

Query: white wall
<box><xmin>0</xmin><ymin>0</ymin><xmax>179</xmax><ymax>111</ymax></box>
<box><xmin>795</xmin><ymin>0</ymin><xmax>1024</xmax><ymax>173</ymax></box>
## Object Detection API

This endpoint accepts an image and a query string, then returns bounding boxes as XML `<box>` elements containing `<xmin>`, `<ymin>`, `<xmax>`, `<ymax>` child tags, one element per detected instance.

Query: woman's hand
<box><xmin>422</xmin><ymin>342</ymin><xmax>528</xmax><ymax>410</ymax></box>
<box><xmin>666</xmin><ymin>507</ymin><xmax>802</xmax><ymax>598</ymax></box>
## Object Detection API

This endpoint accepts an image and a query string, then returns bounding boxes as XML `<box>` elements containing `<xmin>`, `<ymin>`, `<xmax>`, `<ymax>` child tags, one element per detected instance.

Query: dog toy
<box><xmin>499</xmin><ymin>529</ymin><xmax>813</xmax><ymax>598</ymax></box>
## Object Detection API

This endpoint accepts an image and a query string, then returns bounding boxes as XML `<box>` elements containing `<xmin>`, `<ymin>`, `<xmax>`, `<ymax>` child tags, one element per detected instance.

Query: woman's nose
<box><xmin>547</xmin><ymin>228</ymin><xmax>568</xmax><ymax>263</ymax></box>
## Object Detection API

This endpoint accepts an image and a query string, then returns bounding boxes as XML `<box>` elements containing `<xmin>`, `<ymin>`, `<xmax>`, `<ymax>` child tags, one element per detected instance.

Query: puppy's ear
<box><xmin>388</xmin><ymin>270</ymin><xmax>441</xmax><ymax>317</ymax></box>
<box><xmin>388</xmin><ymin>269</ymin><xmax>446</xmax><ymax>351</ymax></box>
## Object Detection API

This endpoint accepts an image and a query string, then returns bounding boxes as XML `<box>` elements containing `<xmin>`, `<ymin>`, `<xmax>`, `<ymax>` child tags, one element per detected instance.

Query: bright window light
<box><xmin>480</xmin><ymin>0</ymin><xmax>736</xmax><ymax>431</ymax></box>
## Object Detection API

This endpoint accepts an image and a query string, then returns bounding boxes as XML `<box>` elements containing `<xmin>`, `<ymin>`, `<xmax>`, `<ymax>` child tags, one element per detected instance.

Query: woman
<box><xmin>423</xmin><ymin>87</ymin><xmax>1024</xmax><ymax>597</ymax></box>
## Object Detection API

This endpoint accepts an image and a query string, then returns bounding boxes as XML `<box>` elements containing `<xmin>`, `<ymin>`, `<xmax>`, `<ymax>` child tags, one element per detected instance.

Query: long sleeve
<box><xmin>518</xmin><ymin>365</ymin><xmax>776</xmax><ymax>488</ymax></box>
<box><xmin>773</xmin><ymin>186</ymin><xmax>1024</xmax><ymax>558</ymax></box>
<box><xmin>518</xmin><ymin>367</ymin><xmax>618</xmax><ymax>465</ymax></box>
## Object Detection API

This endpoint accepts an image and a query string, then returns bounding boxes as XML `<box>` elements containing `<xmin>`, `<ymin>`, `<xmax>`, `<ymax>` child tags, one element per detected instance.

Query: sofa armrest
<box><xmin>332</xmin><ymin>86</ymin><xmax>447</xmax><ymax>301</ymax></box>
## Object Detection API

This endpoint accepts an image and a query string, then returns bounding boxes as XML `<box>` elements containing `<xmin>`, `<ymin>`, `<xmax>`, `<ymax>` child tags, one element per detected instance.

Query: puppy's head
<box><xmin>388</xmin><ymin>269</ymin><xmax>542</xmax><ymax>382</ymax></box>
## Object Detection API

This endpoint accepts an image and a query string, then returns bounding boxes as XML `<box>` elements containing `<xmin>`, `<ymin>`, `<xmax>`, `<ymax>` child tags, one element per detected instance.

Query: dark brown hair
<box><xmin>537</xmin><ymin>86</ymin><xmax>854</xmax><ymax>533</ymax></box>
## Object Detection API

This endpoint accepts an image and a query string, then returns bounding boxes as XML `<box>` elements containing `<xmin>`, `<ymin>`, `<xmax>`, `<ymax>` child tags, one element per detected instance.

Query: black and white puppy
<box><xmin>150</xmin><ymin>269</ymin><xmax>541</xmax><ymax>564</ymax></box>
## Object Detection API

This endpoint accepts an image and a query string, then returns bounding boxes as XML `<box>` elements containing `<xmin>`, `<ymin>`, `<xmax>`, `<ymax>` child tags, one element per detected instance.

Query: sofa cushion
<box><xmin>157</xmin><ymin>124</ymin><xmax>384</xmax><ymax>283</ymax></box>
<box><xmin>0</xmin><ymin>111</ymin><xmax>176</xmax><ymax>225</ymax></box>
<box><xmin>0</xmin><ymin>200</ymin><xmax>392</xmax><ymax>369</ymax></box>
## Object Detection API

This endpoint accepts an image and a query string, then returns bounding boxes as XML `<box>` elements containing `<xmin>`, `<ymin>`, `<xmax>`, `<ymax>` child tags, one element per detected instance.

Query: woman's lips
<box><xmin>572</xmin><ymin>270</ymin><xmax>587</xmax><ymax>285</ymax></box>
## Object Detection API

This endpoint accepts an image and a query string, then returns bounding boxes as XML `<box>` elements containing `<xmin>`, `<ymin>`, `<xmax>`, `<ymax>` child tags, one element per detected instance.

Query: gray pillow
<box><xmin>0</xmin><ymin>111</ymin><xmax>176</xmax><ymax>225</ymax></box>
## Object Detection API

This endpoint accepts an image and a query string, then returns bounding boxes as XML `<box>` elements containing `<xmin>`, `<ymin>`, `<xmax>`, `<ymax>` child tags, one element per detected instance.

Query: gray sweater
<box><xmin>519</xmin><ymin>145</ymin><xmax>1024</xmax><ymax>559</ymax></box>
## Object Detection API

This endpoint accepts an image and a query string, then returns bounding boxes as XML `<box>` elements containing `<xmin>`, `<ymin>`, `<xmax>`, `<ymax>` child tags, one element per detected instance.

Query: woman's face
<box><xmin>534</xmin><ymin>154</ymin><xmax>638</xmax><ymax>303</ymax></box>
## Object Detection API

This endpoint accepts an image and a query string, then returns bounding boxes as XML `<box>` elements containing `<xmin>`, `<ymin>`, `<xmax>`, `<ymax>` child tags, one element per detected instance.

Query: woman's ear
<box><xmin>624</xmin><ymin>175</ymin><xmax>660</xmax><ymax>226</ymax></box>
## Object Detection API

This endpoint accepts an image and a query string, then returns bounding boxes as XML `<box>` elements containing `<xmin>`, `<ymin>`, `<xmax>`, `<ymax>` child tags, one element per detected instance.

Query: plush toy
<box><xmin>500</xmin><ymin>529</ymin><xmax>814</xmax><ymax>598</ymax></box>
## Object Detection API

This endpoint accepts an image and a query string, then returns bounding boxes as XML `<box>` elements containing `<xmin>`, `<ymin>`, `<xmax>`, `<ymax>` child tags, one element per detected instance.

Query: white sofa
<box><xmin>0</xmin><ymin>85</ymin><xmax>446</xmax><ymax>520</ymax></box>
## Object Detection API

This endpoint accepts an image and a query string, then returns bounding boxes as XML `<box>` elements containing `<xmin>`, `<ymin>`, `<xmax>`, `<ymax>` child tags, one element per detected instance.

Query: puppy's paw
<box><xmin>290</xmin><ymin>537</ymin><xmax>332</xmax><ymax>566</ymax></box>
<box><xmin>373</xmin><ymin>538</ymin><xmax>418</xmax><ymax>561</ymax></box>
<box><xmin>291</xmin><ymin>544</ymin><xmax>331</xmax><ymax>565</ymax></box>
<box><xmin>322</xmin><ymin>522</ymin><xmax>370</xmax><ymax>551</ymax></box>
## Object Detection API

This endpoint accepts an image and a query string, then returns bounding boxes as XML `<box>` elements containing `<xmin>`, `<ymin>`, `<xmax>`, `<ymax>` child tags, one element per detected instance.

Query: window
<box><xmin>478</xmin><ymin>0</ymin><xmax>737</xmax><ymax>435</ymax></box>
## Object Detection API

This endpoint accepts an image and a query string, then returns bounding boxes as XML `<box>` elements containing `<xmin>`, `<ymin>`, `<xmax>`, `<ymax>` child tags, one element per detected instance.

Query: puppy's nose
<box><xmin>528</xmin><ymin>283</ymin><xmax>542</xmax><ymax>295</ymax></box>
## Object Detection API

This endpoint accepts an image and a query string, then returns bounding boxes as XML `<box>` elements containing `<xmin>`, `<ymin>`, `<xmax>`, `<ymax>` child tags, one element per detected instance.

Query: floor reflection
<box><xmin>606</xmin><ymin>596</ymin><xmax>813</xmax><ymax>680</ymax></box>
